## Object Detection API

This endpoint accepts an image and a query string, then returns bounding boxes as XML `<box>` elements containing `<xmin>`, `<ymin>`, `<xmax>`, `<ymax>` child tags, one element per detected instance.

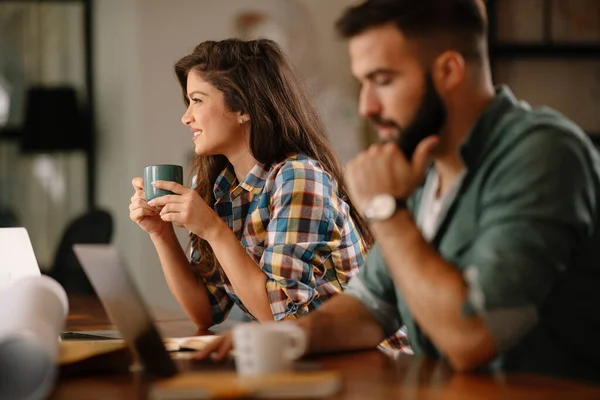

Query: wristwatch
<box><xmin>363</xmin><ymin>194</ymin><xmax>407</xmax><ymax>223</ymax></box>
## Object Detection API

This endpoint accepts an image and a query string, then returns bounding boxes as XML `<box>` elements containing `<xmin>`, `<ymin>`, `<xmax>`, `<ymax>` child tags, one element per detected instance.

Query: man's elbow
<box><xmin>446</xmin><ymin>349</ymin><xmax>488</xmax><ymax>372</ymax></box>
<box><xmin>443</xmin><ymin>331</ymin><xmax>497</xmax><ymax>372</ymax></box>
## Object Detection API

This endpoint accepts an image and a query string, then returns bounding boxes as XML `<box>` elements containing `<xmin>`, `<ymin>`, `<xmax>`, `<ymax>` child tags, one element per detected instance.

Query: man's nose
<box><xmin>358</xmin><ymin>86</ymin><xmax>382</xmax><ymax>119</ymax></box>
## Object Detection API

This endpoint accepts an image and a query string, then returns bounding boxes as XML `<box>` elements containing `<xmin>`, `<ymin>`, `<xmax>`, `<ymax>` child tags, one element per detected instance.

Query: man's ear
<box><xmin>431</xmin><ymin>50</ymin><xmax>465</xmax><ymax>94</ymax></box>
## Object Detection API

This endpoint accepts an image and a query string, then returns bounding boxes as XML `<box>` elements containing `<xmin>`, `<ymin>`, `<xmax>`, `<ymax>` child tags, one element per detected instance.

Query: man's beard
<box><xmin>369</xmin><ymin>72</ymin><xmax>447</xmax><ymax>160</ymax></box>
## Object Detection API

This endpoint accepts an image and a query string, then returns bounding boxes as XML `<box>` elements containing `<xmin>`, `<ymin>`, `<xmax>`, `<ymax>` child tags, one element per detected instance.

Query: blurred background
<box><xmin>0</xmin><ymin>0</ymin><xmax>599</xmax><ymax>313</ymax></box>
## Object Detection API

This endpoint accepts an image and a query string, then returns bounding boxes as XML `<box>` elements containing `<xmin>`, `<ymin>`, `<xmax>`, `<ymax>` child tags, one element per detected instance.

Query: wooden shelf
<box><xmin>0</xmin><ymin>127</ymin><xmax>21</xmax><ymax>140</ymax></box>
<box><xmin>491</xmin><ymin>44</ymin><xmax>600</xmax><ymax>59</ymax></box>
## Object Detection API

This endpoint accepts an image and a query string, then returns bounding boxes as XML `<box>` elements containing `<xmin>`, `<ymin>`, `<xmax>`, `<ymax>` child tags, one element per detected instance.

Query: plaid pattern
<box><xmin>191</xmin><ymin>154</ymin><xmax>367</xmax><ymax>323</ymax></box>
<box><xmin>379</xmin><ymin>327</ymin><xmax>414</xmax><ymax>355</ymax></box>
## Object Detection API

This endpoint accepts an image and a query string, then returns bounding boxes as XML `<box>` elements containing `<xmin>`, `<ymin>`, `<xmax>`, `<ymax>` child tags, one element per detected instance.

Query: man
<box><xmin>197</xmin><ymin>0</ymin><xmax>600</xmax><ymax>380</ymax></box>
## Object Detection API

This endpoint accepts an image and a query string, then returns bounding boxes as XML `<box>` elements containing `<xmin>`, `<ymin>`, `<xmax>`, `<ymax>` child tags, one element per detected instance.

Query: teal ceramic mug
<box><xmin>143</xmin><ymin>164</ymin><xmax>184</xmax><ymax>201</ymax></box>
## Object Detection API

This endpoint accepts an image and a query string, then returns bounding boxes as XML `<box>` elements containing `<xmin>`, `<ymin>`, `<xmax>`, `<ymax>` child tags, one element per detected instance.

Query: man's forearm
<box><xmin>297</xmin><ymin>294</ymin><xmax>385</xmax><ymax>355</ymax></box>
<box><xmin>371</xmin><ymin>210</ymin><xmax>496</xmax><ymax>370</ymax></box>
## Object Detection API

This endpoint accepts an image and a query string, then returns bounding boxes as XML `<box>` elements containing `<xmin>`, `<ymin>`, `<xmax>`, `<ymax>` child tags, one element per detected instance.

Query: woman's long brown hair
<box><xmin>174</xmin><ymin>38</ymin><xmax>373</xmax><ymax>278</ymax></box>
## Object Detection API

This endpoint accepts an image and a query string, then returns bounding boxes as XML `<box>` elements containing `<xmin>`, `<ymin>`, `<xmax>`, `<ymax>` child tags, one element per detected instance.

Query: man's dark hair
<box><xmin>336</xmin><ymin>0</ymin><xmax>488</xmax><ymax>62</ymax></box>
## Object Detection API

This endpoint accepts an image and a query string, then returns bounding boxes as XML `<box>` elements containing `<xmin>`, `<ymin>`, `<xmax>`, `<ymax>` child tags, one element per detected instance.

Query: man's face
<box><xmin>349</xmin><ymin>24</ymin><xmax>446</xmax><ymax>159</ymax></box>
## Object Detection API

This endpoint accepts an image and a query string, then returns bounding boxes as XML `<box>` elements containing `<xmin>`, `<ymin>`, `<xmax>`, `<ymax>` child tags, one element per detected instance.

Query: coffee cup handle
<box><xmin>281</xmin><ymin>324</ymin><xmax>307</xmax><ymax>361</ymax></box>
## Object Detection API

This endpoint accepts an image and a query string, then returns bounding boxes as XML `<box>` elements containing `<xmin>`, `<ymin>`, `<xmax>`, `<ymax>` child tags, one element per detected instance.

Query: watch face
<box><xmin>365</xmin><ymin>194</ymin><xmax>396</xmax><ymax>221</ymax></box>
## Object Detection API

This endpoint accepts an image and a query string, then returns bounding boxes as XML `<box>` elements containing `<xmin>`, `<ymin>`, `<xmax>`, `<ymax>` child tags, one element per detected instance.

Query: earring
<box><xmin>239</xmin><ymin>117</ymin><xmax>244</xmax><ymax>124</ymax></box>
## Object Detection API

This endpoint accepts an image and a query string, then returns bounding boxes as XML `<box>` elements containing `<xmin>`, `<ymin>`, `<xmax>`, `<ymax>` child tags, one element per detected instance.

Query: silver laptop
<box><xmin>74</xmin><ymin>244</ymin><xmax>331</xmax><ymax>383</ymax></box>
<box><xmin>73</xmin><ymin>244</ymin><xmax>236</xmax><ymax>377</ymax></box>
<box><xmin>0</xmin><ymin>227</ymin><xmax>41</xmax><ymax>293</ymax></box>
<box><xmin>0</xmin><ymin>227</ymin><xmax>118</xmax><ymax>340</ymax></box>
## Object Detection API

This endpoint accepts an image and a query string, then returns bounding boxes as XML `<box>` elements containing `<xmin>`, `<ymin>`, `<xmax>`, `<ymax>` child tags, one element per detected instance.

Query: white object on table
<box><xmin>0</xmin><ymin>275</ymin><xmax>68</xmax><ymax>400</ymax></box>
<box><xmin>232</xmin><ymin>321</ymin><xmax>306</xmax><ymax>377</ymax></box>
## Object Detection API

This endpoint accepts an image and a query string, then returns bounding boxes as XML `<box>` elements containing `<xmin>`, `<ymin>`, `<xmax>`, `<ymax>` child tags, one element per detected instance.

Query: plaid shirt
<box><xmin>191</xmin><ymin>154</ymin><xmax>367</xmax><ymax>323</ymax></box>
<box><xmin>379</xmin><ymin>327</ymin><xmax>413</xmax><ymax>355</ymax></box>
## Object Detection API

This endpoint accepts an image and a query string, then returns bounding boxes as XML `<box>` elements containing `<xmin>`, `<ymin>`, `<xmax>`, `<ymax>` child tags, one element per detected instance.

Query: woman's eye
<box><xmin>191</xmin><ymin>98</ymin><xmax>202</xmax><ymax>104</ymax></box>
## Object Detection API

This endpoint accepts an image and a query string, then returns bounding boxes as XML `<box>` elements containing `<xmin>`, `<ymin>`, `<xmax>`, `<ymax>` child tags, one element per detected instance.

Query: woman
<box><xmin>129</xmin><ymin>38</ymin><xmax>372</xmax><ymax>329</ymax></box>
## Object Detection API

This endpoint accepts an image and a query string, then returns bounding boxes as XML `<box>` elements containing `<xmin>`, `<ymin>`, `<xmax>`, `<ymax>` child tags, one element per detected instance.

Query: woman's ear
<box><xmin>238</xmin><ymin>111</ymin><xmax>250</xmax><ymax>124</ymax></box>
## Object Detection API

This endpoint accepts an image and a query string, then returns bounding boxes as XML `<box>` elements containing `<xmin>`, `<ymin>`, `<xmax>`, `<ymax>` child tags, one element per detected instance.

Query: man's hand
<box><xmin>193</xmin><ymin>331</ymin><xmax>234</xmax><ymax>362</ymax></box>
<box><xmin>345</xmin><ymin>137</ymin><xmax>439</xmax><ymax>213</ymax></box>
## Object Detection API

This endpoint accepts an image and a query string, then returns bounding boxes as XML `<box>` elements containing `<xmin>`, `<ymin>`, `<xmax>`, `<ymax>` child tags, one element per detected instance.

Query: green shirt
<box><xmin>346</xmin><ymin>86</ymin><xmax>600</xmax><ymax>381</ymax></box>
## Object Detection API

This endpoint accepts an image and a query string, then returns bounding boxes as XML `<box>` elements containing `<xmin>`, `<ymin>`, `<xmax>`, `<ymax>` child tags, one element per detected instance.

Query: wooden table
<box><xmin>50</xmin><ymin>296</ymin><xmax>600</xmax><ymax>399</ymax></box>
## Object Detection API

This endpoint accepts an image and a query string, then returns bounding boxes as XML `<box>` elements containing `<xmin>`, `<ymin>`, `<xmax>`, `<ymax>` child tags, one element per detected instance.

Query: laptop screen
<box><xmin>0</xmin><ymin>228</ymin><xmax>41</xmax><ymax>294</ymax></box>
<box><xmin>73</xmin><ymin>244</ymin><xmax>177</xmax><ymax>377</ymax></box>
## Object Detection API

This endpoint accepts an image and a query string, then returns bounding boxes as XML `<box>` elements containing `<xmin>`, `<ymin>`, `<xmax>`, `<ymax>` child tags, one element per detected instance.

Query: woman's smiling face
<box><xmin>181</xmin><ymin>71</ymin><xmax>248</xmax><ymax>158</ymax></box>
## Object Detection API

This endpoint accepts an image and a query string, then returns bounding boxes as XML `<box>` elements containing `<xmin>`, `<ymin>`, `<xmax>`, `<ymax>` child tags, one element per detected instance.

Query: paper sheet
<box><xmin>163</xmin><ymin>335</ymin><xmax>219</xmax><ymax>352</ymax></box>
<box><xmin>0</xmin><ymin>276</ymin><xmax>68</xmax><ymax>400</ymax></box>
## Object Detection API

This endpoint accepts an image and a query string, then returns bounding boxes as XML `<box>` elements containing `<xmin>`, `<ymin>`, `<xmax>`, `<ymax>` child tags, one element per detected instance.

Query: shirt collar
<box><xmin>239</xmin><ymin>162</ymin><xmax>272</xmax><ymax>195</ymax></box>
<box><xmin>213</xmin><ymin>164</ymin><xmax>237</xmax><ymax>201</ymax></box>
<box><xmin>459</xmin><ymin>85</ymin><xmax>525</xmax><ymax>168</ymax></box>
<box><xmin>213</xmin><ymin>159</ymin><xmax>283</xmax><ymax>200</ymax></box>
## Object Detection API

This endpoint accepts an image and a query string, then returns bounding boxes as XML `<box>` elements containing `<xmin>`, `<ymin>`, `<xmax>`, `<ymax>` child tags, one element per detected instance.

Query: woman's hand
<box><xmin>148</xmin><ymin>181</ymin><xmax>225</xmax><ymax>241</ymax></box>
<box><xmin>129</xmin><ymin>177</ymin><xmax>172</xmax><ymax>237</ymax></box>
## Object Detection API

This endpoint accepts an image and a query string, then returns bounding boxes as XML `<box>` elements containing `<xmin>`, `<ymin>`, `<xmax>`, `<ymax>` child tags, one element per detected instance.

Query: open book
<box><xmin>59</xmin><ymin>340</ymin><xmax>126</xmax><ymax>365</ymax></box>
<box><xmin>163</xmin><ymin>335</ymin><xmax>219</xmax><ymax>352</ymax></box>
<box><xmin>59</xmin><ymin>335</ymin><xmax>220</xmax><ymax>366</ymax></box>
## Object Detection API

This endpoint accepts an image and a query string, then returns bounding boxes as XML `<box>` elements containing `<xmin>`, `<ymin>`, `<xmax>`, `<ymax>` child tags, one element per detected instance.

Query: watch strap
<box><xmin>395</xmin><ymin>198</ymin><xmax>408</xmax><ymax>211</ymax></box>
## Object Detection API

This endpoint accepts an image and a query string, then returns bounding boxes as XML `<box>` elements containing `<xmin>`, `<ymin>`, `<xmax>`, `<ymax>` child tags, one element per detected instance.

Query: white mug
<box><xmin>232</xmin><ymin>321</ymin><xmax>307</xmax><ymax>376</ymax></box>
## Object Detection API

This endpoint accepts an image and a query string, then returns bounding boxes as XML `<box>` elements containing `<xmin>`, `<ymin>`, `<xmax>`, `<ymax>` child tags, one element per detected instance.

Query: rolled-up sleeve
<box><xmin>261</xmin><ymin>162</ymin><xmax>340</xmax><ymax>320</ymax></box>
<box><xmin>191</xmin><ymin>263</ymin><xmax>234</xmax><ymax>325</ymax></box>
<box><xmin>203</xmin><ymin>278</ymin><xmax>234</xmax><ymax>325</ymax></box>
<box><xmin>461</xmin><ymin>128</ymin><xmax>598</xmax><ymax>351</ymax></box>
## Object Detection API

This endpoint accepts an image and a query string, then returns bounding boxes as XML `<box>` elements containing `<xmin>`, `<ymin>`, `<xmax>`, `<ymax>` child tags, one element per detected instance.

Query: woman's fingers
<box><xmin>152</xmin><ymin>180</ymin><xmax>190</xmax><ymax>195</ymax></box>
<box><xmin>159</xmin><ymin>203</ymin><xmax>182</xmax><ymax>216</ymax></box>
<box><xmin>131</xmin><ymin>189</ymin><xmax>147</xmax><ymax>203</ymax></box>
<box><xmin>129</xmin><ymin>198</ymin><xmax>156</xmax><ymax>212</ymax></box>
<box><xmin>132</xmin><ymin>177</ymin><xmax>145</xmax><ymax>191</ymax></box>
<box><xmin>130</xmin><ymin>207</ymin><xmax>157</xmax><ymax>222</ymax></box>
<box><xmin>147</xmin><ymin>194</ymin><xmax>184</xmax><ymax>207</ymax></box>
